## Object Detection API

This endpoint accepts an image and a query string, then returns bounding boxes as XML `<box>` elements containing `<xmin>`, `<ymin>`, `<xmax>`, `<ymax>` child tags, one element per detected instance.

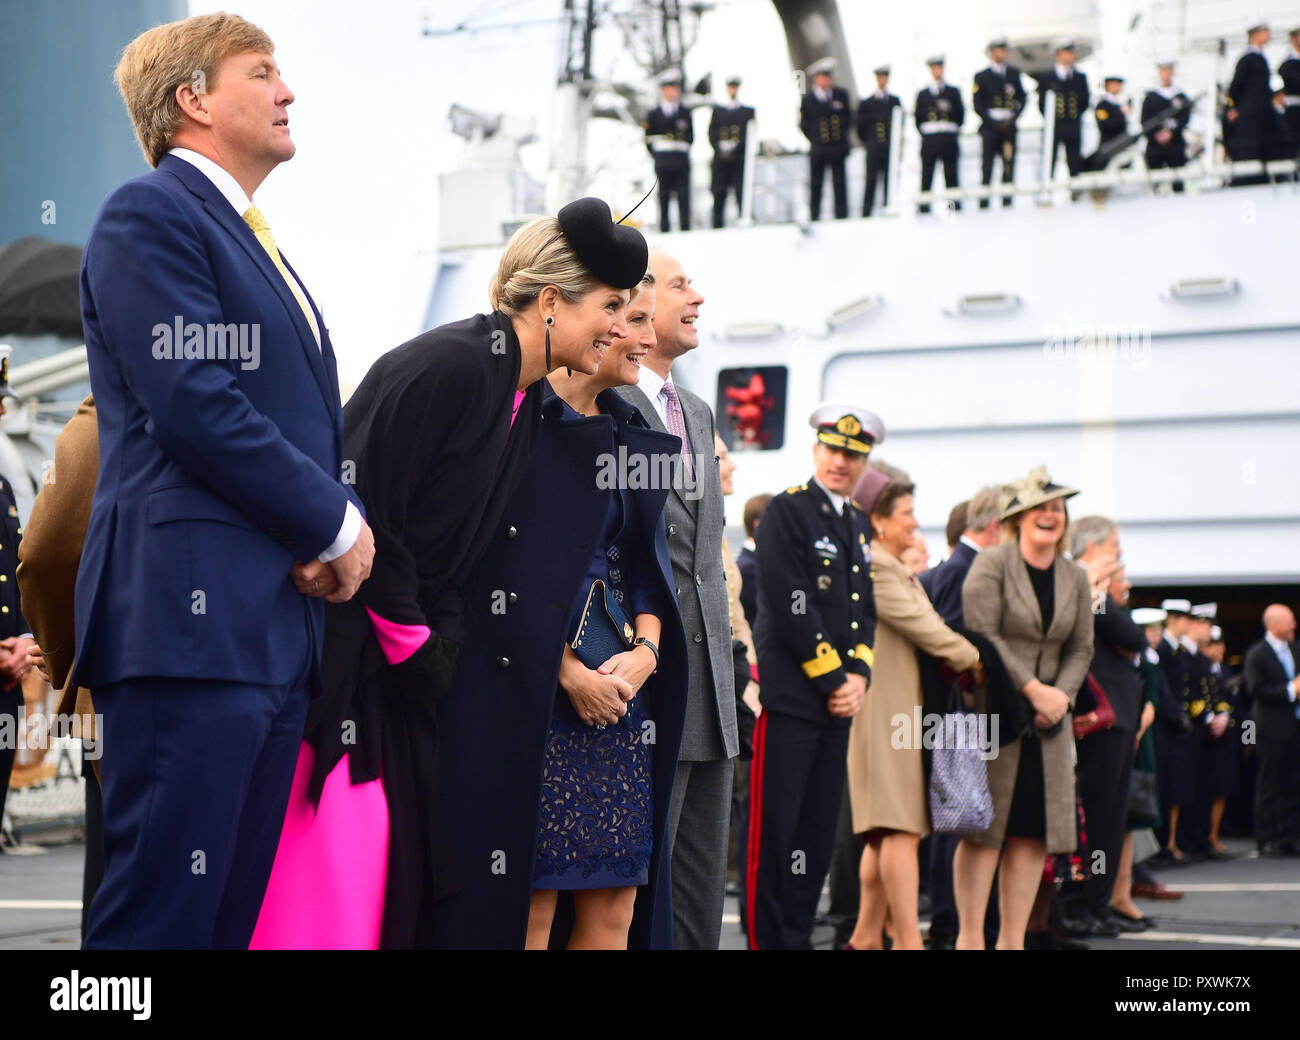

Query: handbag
<box><xmin>928</xmin><ymin>681</ymin><xmax>995</xmax><ymax>836</ymax></box>
<box><xmin>571</xmin><ymin>579</ymin><xmax>636</xmax><ymax>670</ymax></box>
<box><xmin>1074</xmin><ymin>673</ymin><xmax>1117</xmax><ymax>739</ymax></box>
<box><xmin>1127</xmin><ymin>769</ymin><xmax>1160</xmax><ymax>829</ymax></box>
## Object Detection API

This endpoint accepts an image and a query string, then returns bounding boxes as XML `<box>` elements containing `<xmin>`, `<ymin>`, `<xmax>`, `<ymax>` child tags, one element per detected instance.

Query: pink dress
<box><xmin>249</xmin><ymin>390</ymin><xmax>528</xmax><ymax>949</ymax></box>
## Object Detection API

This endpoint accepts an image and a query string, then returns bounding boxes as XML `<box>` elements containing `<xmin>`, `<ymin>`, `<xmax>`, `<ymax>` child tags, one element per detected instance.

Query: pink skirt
<box><xmin>249</xmin><ymin>741</ymin><xmax>389</xmax><ymax>949</ymax></box>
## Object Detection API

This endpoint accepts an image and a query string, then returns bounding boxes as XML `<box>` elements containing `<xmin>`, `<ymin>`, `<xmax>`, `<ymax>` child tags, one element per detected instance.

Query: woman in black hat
<box><xmin>434</xmin><ymin>272</ymin><xmax>688</xmax><ymax>950</ymax></box>
<box><xmin>251</xmin><ymin>199</ymin><xmax>649</xmax><ymax>950</ymax></box>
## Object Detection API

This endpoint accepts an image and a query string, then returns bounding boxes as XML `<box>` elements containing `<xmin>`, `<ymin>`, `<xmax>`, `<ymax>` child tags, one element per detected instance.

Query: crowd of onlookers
<box><xmin>727</xmin><ymin>454</ymin><xmax>1299</xmax><ymax>949</ymax></box>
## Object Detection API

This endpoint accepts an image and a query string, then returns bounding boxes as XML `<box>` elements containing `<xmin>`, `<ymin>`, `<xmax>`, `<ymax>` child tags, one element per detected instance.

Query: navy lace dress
<box><xmin>533</xmin><ymin>412</ymin><xmax>663</xmax><ymax>890</ymax></box>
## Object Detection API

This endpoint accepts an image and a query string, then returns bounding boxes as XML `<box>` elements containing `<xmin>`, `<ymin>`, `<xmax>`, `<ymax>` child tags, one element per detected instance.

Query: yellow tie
<box><xmin>242</xmin><ymin>205</ymin><xmax>320</xmax><ymax>346</ymax></box>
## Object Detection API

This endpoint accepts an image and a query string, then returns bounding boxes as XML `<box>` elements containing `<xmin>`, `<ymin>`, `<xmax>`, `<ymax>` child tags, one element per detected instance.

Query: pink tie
<box><xmin>660</xmin><ymin>382</ymin><xmax>694</xmax><ymax>478</ymax></box>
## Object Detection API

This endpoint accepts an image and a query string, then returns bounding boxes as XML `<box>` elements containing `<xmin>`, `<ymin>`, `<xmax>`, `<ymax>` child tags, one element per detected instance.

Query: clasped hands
<box><xmin>1023</xmin><ymin>678</ymin><xmax>1071</xmax><ymax>731</ymax></box>
<box><xmin>0</xmin><ymin>635</ymin><xmax>35</xmax><ymax>691</ymax></box>
<box><xmin>559</xmin><ymin>644</ymin><xmax>657</xmax><ymax>727</ymax></box>
<box><xmin>827</xmin><ymin>672</ymin><xmax>867</xmax><ymax>718</ymax></box>
<box><xmin>290</xmin><ymin>518</ymin><xmax>376</xmax><ymax>603</ymax></box>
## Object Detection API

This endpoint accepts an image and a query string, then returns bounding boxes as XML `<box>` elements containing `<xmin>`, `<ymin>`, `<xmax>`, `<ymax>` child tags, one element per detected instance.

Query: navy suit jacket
<box><xmin>74</xmin><ymin>153</ymin><xmax>355</xmax><ymax>689</ymax></box>
<box><xmin>920</xmin><ymin>540</ymin><xmax>978</xmax><ymax>627</ymax></box>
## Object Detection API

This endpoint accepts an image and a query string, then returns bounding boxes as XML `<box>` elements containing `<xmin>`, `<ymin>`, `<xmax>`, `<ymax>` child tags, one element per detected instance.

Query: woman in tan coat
<box><xmin>844</xmin><ymin>472</ymin><xmax>980</xmax><ymax>950</ymax></box>
<box><xmin>954</xmin><ymin>466</ymin><xmax>1094</xmax><ymax>949</ymax></box>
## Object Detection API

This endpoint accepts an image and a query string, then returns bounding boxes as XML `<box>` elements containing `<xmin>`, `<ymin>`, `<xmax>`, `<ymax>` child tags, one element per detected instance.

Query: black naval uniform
<box><xmin>1196</xmin><ymin>659</ymin><xmax>1240</xmax><ymax>821</ymax></box>
<box><xmin>1153</xmin><ymin>633</ymin><xmax>1195</xmax><ymax>851</ymax></box>
<box><xmin>709</xmin><ymin>101</ymin><xmax>754</xmax><ymax>228</ymax></box>
<box><xmin>644</xmin><ymin>102</ymin><xmax>694</xmax><ymax>231</ymax></box>
<box><xmin>1282</xmin><ymin>51</ymin><xmax>1300</xmax><ymax>153</ymax></box>
<box><xmin>916</xmin><ymin>83</ymin><xmax>964</xmax><ymax>213</ymax></box>
<box><xmin>856</xmin><ymin>90</ymin><xmax>900</xmax><ymax>216</ymax></box>
<box><xmin>0</xmin><ymin>474</ymin><xmax>31</xmax><ymax>836</ymax></box>
<box><xmin>1142</xmin><ymin>86</ymin><xmax>1191</xmax><ymax>190</ymax></box>
<box><xmin>1177</xmin><ymin>641</ymin><xmax>1216</xmax><ymax>853</ymax></box>
<box><xmin>1094</xmin><ymin>96</ymin><xmax>1129</xmax><ymax>147</ymax></box>
<box><xmin>973</xmin><ymin>64</ymin><xmax>1026</xmax><ymax>207</ymax></box>
<box><xmin>747</xmin><ymin>479</ymin><xmax>876</xmax><ymax>949</ymax></box>
<box><xmin>1037</xmin><ymin>67</ymin><xmax>1090</xmax><ymax>177</ymax></box>
<box><xmin>800</xmin><ymin>86</ymin><xmax>852</xmax><ymax>219</ymax></box>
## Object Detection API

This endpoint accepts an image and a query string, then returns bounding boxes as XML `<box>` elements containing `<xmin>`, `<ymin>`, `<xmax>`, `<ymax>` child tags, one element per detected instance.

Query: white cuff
<box><xmin>318</xmin><ymin>501</ymin><xmax>362</xmax><ymax>564</ymax></box>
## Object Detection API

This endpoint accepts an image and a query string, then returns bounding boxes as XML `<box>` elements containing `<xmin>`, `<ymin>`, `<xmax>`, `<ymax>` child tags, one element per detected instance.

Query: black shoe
<box><xmin>1278</xmin><ymin>842</ymin><xmax>1300</xmax><ymax>858</ymax></box>
<box><xmin>1087</xmin><ymin>909</ymin><xmax>1121</xmax><ymax>939</ymax></box>
<box><xmin>926</xmin><ymin>932</ymin><xmax>956</xmax><ymax>950</ymax></box>
<box><xmin>1105</xmin><ymin>909</ymin><xmax>1151</xmax><ymax>934</ymax></box>
<box><xmin>1204</xmin><ymin>847</ymin><xmax>1235</xmax><ymax>862</ymax></box>
<box><xmin>1059</xmin><ymin>909</ymin><xmax>1094</xmax><ymax>938</ymax></box>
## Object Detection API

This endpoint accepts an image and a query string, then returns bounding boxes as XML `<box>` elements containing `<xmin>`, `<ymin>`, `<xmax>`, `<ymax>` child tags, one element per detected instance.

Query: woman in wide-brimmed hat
<box><xmin>954</xmin><ymin>465</ymin><xmax>1095</xmax><ymax>949</ymax></box>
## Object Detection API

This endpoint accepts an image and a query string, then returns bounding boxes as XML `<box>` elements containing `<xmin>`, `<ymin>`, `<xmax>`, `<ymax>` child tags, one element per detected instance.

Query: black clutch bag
<box><xmin>571</xmin><ymin>579</ymin><xmax>636</xmax><ymax>670</ymax></box>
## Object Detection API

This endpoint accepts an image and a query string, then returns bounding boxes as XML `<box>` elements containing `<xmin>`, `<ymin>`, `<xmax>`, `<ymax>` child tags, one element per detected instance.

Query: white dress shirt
<box><xmin>636</xmin><ymin>365</ymin><xmax>675</xmax><ymax>430</ymax></box>
<box><xmin>812</xmin><ymin>476</ymin><xmax>845</xmax><ymax>515</ymax></box>
<box><xmin>959</xmin><ymin>534</ymin><xmax>983</xmax><ymax>554</ymax></box>
<box><xmin>166</xmin><ymin>147</ymin><xmax>358</xmax><ymax>563</ymax></box>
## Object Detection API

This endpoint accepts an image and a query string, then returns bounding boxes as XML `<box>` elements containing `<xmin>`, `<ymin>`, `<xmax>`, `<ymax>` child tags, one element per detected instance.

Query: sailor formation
<box><xmin>643</xmin><ymin>21</ymin><xmax>1300</xmax><ymax>226</ymax></box>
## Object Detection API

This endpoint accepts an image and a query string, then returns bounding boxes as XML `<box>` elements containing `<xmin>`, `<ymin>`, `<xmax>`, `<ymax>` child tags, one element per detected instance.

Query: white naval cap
<box><xmin>655</xmin><ymin>68</ymin><xmax>684</xmax><ymax>87</ymax></box>
<box><xmin>808</xmin><ymin>57</ymin><xmax>838</xmax><ymax>77</ymax></box>
<box><xmin>809</xmin><ymin>402</ymin><xmax>885</xmax><ymax>455</ymax></box>
<box><xmin>1131</xmin><ymin>607</ymin><xmax>1168</xmax><ymax>627</ymax></box>
<box><xmin>1210</xmin><ymin>625</ymin><xmax>1224</xmax><ymax>642</ymax></box>
<box><xmin>1191</xmin><ymin>602</ymin><xmax>1218</xmax><ymax>620</ymax></box>
<box><xmin>926</xmin><ymin>54</ymin><xmax>946</xmax><ymax>67</ymax></box>
<box><xmin>1054</xmin><ymin>37</ymin><xmax>1077</xmax><ymax>52</ymax></box>
<box><xmin>1160</xmin><ymin>598</ymin><xmax>1193</xmax><ymax>616</ymax></box>
<box><xmin>1156</xmin><ymin>58</ymin><xmax>1177</xmax><ymax>69</ymax></box>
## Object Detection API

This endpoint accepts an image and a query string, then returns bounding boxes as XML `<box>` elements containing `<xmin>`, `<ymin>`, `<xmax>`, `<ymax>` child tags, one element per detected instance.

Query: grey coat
<box><xmin>961</xmin><ymin>541</ymin><xmax>1094</xmax><ymax>853</ymax></box>
<box><xmin>618</xmin><ymin>382</ymin><xmax>738</xmax><ymax>761</ymax></box>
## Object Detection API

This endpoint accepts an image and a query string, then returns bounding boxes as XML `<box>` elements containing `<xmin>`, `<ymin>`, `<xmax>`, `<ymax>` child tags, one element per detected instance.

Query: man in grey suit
<box><xmin>618</xmin><ymin>248</ymin><xmax>739</xmax><ymax>949</ymax></box>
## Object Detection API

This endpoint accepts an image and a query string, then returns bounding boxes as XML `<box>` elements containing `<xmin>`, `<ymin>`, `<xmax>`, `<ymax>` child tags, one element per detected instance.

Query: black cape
<box><xmin>432</xmin><ymin>383</ymin><xmax>689</xmax><ymax>949</ymax></box>
<box><xmin>304</xmin><ymin>311</ymin><xmax>544</xmax><ymax>949</ymax></box>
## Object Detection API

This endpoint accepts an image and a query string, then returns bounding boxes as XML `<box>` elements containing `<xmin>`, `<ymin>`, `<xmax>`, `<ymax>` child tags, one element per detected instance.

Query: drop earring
<box><xmin>544</xmin><ymin>316</ymin><xmax>553</xmax><ymax>372</ymax></box>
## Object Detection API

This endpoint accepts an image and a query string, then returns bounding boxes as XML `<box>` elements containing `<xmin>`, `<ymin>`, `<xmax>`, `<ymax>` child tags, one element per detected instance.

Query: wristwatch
<box><xmin>633</xmin><ymin>636</ymin><xmax>659</xmax><ymax>671</ymax></box>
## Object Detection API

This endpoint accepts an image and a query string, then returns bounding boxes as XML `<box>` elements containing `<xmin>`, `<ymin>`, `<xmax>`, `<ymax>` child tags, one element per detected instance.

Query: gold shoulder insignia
<box><xmin>785</xmin><ymin>484</ymin><xmax>806</xmax><ymax>495</ymax></box>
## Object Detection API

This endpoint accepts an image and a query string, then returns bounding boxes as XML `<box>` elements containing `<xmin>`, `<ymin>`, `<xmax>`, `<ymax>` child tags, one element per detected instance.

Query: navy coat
<box><xmin>433</xmin><ymin>383</ymin><xmax>688</xmax><ymax>949</ymax></box>
<box><xmin>919</xmin><ymin>539</ymin><xmax>978</xmax><ymax>627</ymax></box>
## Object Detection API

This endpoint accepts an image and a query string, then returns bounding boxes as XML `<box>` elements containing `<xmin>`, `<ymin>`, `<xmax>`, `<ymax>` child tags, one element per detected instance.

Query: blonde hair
<box><xmin>1001</xmin><ymin>499</ymin><xmax>1071</xmax><ymax>556</ymax></box>
<box><xmin>489</xmin><ymin>217</ymin><xmax>599</xmax><ymax>313</ymax></box>
<box><xmin>115</xmin><ymin>13</ymin><xmax>275</xmax><ymax>168</ymax></box>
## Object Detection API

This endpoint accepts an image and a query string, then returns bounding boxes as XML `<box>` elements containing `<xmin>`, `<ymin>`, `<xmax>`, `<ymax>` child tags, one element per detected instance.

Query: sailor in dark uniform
<box><xmin>1095</xmin><ymin>76</ymin><xmax>1130</xmax><ymax>146</ymax></box>
<box><xmin>746</xmin><ymin>403</ymin><xmax>881</xmax><ymax>949</ymax></box>
<box><xmin>708</xmin><ymin>75</ymin><xmax>754</xmax><ymax>228</ymax></box>
<box><xmin>0</xmin><ymin>347</ymin><xmax>36</xmax><ymax>848</ymax></box>
<box><xmin>644</xmin><ymin>69</ymin><xmax>694</xmax><ymax>231</ymax></box>
<box><xmin>915</xmin><ymin>56</ymin><xmax>964</xmax><ymax>214</ymax></box>
<box><xmin>973</xmin><ymin>38</ymin><xmax>1026</xmax><ymax>208</ymax></box>
<box><xmin>1281</xmin><ymin>27</ymin><xmax>1300</xmax><ymax>152</ymax></box>
<box><xmin>856</xmin><ymin>65</ymin><xmax>900</xmax><ymax>217</ymax></box>
<box><xmin>1225</xmin><ymin>22</ymin><xmax>1274</xmax><ymax>184</ymax></box>
<box><xmin>800</xmin><ymin>57</ymin><xmax>852</xmax><ymax>220</ymax></box>
<box><xmin>1036</xmin><ymin>38</ymin><xmax>1090</xmax><ymax>179</ymax></box>
<box><xmin>1197</xmin><ymin>620</ymin><xmax>1239</xmax><ymax>859</ymax></box>
<box><xmin>1153</xmin><ymin>598</ymin><xmax>1198</xmax><ymax>864</ymax></box>
<box><xmin>1142</xmin><ymin>61</ymin><xmax>1192</xmax><ymax>191</ymax></box>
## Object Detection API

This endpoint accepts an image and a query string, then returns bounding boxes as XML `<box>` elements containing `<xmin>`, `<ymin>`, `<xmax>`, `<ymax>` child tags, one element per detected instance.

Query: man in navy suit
<box><xmin>75</xmin><ymin>13</ymin><xmax>373</xmax><ymax>948</ymax></box>
<box><xmin>920</xmin><ymin>485</ymin><xmax>1000</xmax><ymax>948</ymax></box>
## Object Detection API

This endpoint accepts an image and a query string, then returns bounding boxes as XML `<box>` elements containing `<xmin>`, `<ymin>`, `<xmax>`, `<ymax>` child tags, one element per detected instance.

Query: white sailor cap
<box><xmin>808</xmin><ymin>57</ymin><xmax>838</xmax><ymax>77</ymax></box>
<box><xmin>1160</xmin><ymin>598</ymin><xmax>1193</xmax><ymax>616</ymax></box>
<box><xmin>809</xmin><ymin>403</ymin><xmax>885</xmax><ymax>455</ymax></box>
<box><xmin>1131</xmin><ymin>607</ymin><xmax>1168</xmax><ymax>627</ymax></box>
<box><xmin>655</xmin><ymin>68</ymin><xmax>684</xmax><ymax>87</ymax></box>
<box><xmin>1054</xmin><ymin>37</ymin><xmax>1076</xmax><ymax>52</ymax></box>
<box><xmin>1191</xmin><ymin>602</ymin><xmax>1218</xmax><ymax>620</ymax></box>
<box><xmin>725</xmin><ymin>74</ymin><xmax>742</xmax><ymax>86</ymax></box>
<box><xmin>873</xmin><ymin>64</ymin><xmax>891</xmax><ymax>76</ymax></box>
<box><xmin>926</xmin><ymin>54</ymin><xmax>946</xmax><ymax>67</ymax></box>
<box><xmin>988</xmin><ymin>37</ymin><xmax>1009</xmax><ymax>51</ymax></box>
<box><xmin>1210</xmin><ymin>625</ymin><xmax>1223</xmax><ymax>642</ymax></box>
<box><xmin>1156</xmin><ymin>58</ymin><xmax>1176</xmax><ymax>69</ymax></box>
<box><xmin>1247</xmin><ymin>20</ymin><xmax>1269</xmax><ymax>34</ymax></box>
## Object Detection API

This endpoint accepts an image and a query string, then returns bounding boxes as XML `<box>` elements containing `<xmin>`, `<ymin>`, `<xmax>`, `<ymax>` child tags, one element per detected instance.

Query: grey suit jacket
<box><xmin>618</xmin><ymin>382</ymin><xmax>738</xmax><ymax>761</ymax></box>
<box><xmin>961</xmin><ymin>541</ymin><xmax>1094</xmax><ymax>853</ymax></box>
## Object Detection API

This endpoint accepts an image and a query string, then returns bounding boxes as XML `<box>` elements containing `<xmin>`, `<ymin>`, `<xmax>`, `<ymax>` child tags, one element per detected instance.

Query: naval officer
<box><xmin>644</xmin><ymin>69</ymin><xmax>694</xmax><ymax>231</ymax></box>
<box><xmin>746</xmin><ymin>403</ymin><xmax>882</xmax><ymax>949</ymax></box>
